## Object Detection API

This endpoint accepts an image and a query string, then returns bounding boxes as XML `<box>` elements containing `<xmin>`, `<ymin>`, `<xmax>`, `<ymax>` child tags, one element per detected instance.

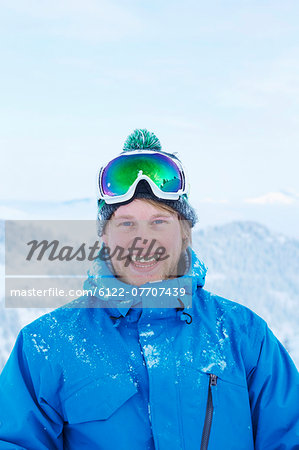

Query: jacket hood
<box><xmin>83</xmin><ymin>247</ymin><xmax>207</xmax><ymax>318</ymax></box>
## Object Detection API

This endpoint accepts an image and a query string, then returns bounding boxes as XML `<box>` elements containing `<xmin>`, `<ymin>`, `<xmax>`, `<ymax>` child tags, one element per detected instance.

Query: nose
<box><xmin>129</xmin><ymin>221</ymin><xmax>160</xmax><ymax>251</ymax></box>
<box><xmin>128</xmin><ymin>222</ymin><xmax>164</xmax><ymax>258</ymax></box>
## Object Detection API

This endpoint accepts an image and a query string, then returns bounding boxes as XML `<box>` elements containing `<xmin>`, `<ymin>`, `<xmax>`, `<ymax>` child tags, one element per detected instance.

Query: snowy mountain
<box><xmin>192</xmin><ymin>221</ymin><xmax>299</xmax><ymax>366</ymax></box>
<box><xmin>0</xmin><ymin>220</ymin><xmax>298</xmax><ymax>370</ymax></box>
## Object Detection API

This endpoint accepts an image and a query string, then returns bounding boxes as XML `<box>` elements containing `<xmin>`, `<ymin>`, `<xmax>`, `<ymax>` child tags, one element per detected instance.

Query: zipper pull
<box><xmin>210</xmin><ymin>374</ymin><xmax>217</xmax><ymax>386</ymax></box>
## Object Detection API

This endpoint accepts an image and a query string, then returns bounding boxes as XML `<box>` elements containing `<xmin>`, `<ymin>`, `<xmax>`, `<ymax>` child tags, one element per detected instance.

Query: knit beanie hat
<box><xmin>97</xmin><ymin>129</ymin><xmax>198</xmax><ymax>236</ymax></box>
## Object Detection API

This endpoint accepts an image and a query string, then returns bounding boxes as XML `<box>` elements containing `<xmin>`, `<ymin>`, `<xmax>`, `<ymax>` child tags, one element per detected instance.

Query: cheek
<box><xmin>164</xmin><ymin>227</ymin><xmax>183</xmax><ymax>246</ymax></box>
<box><xmin>103</xmin><ymin>233</ymin><xmax>131</xmax><ymax>252</ymax></box>
<box><xmin>161</xmin><ymin>236</ymin><xmax>183</xmax><ymax>259</ymax></box>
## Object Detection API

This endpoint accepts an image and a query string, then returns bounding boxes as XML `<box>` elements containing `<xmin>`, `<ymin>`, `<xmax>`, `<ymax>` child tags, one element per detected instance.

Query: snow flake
<box><xmin>139</xmin><ymin>330</ymin><xmax>154</xmax><ymax>338</ymax></box>
<box><xmin>143</xmin><ymin>344</ymin><xmax>160</xmax><ymax>368</ymax></box>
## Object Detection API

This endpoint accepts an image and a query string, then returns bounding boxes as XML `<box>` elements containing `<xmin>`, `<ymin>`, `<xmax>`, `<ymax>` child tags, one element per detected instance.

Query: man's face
<box><xmin>102</xmin><ymin>199</ymin><xmax>184</xmax><ymax>286</ymax></box>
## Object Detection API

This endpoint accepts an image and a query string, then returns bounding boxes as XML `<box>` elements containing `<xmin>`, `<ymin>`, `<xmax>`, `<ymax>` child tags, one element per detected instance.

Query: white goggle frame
<box><xmin>97</xmin><ymin>150</ymin><xmax>189</xmax><ymax>205</ymax></box>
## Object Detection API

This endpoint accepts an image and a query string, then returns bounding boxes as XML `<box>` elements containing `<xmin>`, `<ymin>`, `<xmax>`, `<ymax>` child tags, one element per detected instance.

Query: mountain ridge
<box><xmin>0</xmin><ymin>220</ymin><xmax>298</xmax><ymax>369</ymax></box>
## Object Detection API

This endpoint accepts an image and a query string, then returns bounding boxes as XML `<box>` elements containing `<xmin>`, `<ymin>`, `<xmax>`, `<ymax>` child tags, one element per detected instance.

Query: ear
<box><xmin>101</xmin><ymin>232</ymin><xmax>108</xmax><ymax>245</ymax></box>
<box><xmin>181</xmin><ymin>237</ymin><xmax>188</xmax><ymax>252</ymax></box>
<box><xmin>99</xmin><ymin>219</ymin><xmax>110</xmax><ymax>244</ymax></box>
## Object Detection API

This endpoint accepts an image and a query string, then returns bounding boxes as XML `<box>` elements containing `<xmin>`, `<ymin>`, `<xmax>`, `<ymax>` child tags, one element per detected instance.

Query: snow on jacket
<box><xmin>0</xmin><ymin>248</ymin><xmax>298</xmax><ymax>449</ymax></box>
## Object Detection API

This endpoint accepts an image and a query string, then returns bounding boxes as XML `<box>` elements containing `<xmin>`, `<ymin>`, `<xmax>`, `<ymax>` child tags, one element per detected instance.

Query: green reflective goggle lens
<box><xmin>100</xmin><ymin>152</ymin><xmax>184</xmax><ymax>198</ymax></box>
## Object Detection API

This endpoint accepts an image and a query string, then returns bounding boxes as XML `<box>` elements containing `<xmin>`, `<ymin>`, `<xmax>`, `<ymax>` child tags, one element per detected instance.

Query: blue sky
<box><xmin>1</xmin><ymin>0</ymin><xmax>299</xmax><ymax>230</ymax></box>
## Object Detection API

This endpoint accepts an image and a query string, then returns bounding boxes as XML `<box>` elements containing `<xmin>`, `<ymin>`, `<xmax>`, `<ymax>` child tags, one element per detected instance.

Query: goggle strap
<box><xmin>98</xmin><ymin>199</ymin><xmax>106</xmax><ymax>211</ymax></box>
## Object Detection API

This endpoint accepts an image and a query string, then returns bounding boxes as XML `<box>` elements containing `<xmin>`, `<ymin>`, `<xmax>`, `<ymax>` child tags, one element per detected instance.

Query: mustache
<box><xmin>100</xmin><ymin>237</ymin><xmax>169</xmax><ymax>267</ymax></box>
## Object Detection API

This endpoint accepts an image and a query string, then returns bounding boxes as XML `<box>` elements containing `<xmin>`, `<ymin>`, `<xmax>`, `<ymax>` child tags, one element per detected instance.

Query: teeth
<box><xmin>134</xmin><ymin>262</ymin><xmax>157</xmax><ymax>268</ymax></box>
<box><xmin>130</xmin><ymin>254</ymin><xmax>157</xmax><ymax>262</ymax></box>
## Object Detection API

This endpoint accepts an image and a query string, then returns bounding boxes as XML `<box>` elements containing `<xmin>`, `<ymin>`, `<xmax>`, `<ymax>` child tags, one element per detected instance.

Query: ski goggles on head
<box><xmin>98</xmin><ymin>150</ymin><xmax>189</xmax><ymax>204</ymax></box>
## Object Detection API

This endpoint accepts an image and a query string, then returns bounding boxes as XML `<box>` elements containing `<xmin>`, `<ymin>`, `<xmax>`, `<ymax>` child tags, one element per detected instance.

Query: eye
<box><xmin>120</xmin><ymin>221</ymin><xmax>133</xmax><ymax>227</ymax></box>
<box><xmin>153</xmin><ymin>219</ymin><xmax>165</xmax><ymax>225</ymax></box>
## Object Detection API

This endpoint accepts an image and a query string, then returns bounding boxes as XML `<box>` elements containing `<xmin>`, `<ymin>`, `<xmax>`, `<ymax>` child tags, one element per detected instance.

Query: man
<box><xmin>0</xmin><ymin>129</ymin><xmax>298</xmax><ymax>449</ymax></box>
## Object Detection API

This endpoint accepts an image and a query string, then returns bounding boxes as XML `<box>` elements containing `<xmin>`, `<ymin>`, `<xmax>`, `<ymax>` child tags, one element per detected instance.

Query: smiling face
<box><xmin>102</xmin><ymin>199</ymin><xmax>186</xmax><ymax>286</ymax></box>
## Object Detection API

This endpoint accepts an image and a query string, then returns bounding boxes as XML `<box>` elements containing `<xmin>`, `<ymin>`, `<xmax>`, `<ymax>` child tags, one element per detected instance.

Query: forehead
<box><xmin>112</xmin><ymin>199</ymin><xmax>176</xmax><ymax>219</ymax></box>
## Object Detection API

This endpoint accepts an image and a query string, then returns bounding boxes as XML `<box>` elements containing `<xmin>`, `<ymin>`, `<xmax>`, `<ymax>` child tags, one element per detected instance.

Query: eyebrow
<box><xmin>114</xmin><ymin>213</ymin><xmax>173</xmax><ymax>220</ymax></box>
<box><xmin>114</xmin><ymin>215</ymin><xmax>135</xmax><ymax>220</ymax></box>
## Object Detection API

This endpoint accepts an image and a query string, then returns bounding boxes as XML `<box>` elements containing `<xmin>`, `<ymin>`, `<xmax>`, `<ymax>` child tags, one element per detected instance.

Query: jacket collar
<box><xmin>84</xmin><ymin>247</ymin><xmax>207</xmax><ymax>318</ymax></box>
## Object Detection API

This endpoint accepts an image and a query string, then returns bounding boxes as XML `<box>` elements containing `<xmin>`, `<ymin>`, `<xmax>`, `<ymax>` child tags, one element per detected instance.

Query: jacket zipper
<box><xmin>200</xmin><ymin>373</ymin><xmax>217</xmax><ymax>450</ymax></box>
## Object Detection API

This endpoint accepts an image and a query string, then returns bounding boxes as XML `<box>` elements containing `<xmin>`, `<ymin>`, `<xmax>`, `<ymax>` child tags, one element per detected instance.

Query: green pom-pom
<box><xmin>123</xmin><ymin>129</ymin><xmax>162</xmax><ymax>152</ymax></box>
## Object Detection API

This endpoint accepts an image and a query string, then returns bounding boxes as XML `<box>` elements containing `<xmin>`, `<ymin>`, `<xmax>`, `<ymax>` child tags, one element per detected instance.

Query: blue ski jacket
<box><xmin>0</xmin><ymin>249</ymin><xmax>298</xmax><ymax>449</ymax></box>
